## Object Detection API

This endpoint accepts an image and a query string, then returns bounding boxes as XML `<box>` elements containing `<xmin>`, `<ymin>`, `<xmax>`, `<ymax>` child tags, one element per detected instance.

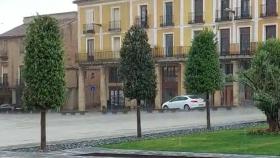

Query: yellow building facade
<box><xmin>74</xmin><ymin>0</ymin><xmax>279</xmax><ymax>111</ymax></box>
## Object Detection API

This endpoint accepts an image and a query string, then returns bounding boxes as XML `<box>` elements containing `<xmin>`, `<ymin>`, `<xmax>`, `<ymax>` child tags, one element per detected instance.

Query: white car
<box><xmin>162</xmin><ymin>95</ymin><xmax>206</xmax><ymax>110</ymax></box>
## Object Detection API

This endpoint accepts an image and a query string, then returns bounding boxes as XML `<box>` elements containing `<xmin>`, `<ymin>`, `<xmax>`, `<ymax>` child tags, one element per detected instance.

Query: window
<box><xmin>86</xmin><ymin>38</ymin><xmax>94</xmax><ymax>61</ymax></box>
<box><xmin>225</xmin><ymin>63</ymin><xmax>233</xmax><ymax>75</ymax></box>
<box><xmin>241</xmin><ymin>0</ymin><xmax>250</xmax><ymax>18</ymax></box>
<box><xmin>265</xmin><ymin>25</ymin><xmax>276</xmax><ymax>40</ymax></box>
<box><xmin>220</xmin><ymin>29</ymin><xmax>230</xmax><ymax>55</ymax></box>
<box><xmin>194</xmin><ymin>0</ymin><xmax>203</xmax><ymax>23</ymax></box>
<box><xmin>109</xmin><ymin>67</ymin><xmax>120</xmax><ymax>83</ymax></box>
<box><xmin>112</xmin><ymin>37</ymin><xmax>121</xmax><ymax>52</ymax></box>
<box><xmin>221</xmin><ymin>0</ymin><xmax>230</xmax><ymax>20</ymax></box>
<box><xmin>2</xmin><ymin>73</ymin><xmax>8</xmax><ymax>86</ymax></box>
<box><xmin>193</xmin><ymin>30</ymin><xmax>202</xmax><ymax>38</ymax></box>
<box><xmin>139</xmin><ymin>5</ymin><xmax>148</xmax><ymax>28</ymax></box>
<box><xmin>165</xmin><ymin>2</ymin><xmax>173</xmax><ymax>26</ymax></box>
<box><xmin>266</xmin><ymin>0</ymin><xmax>277</xmax><ymax>16</ymax></box>
<box><xmin>85</xmin><ymin>9</ymin><xmax>94</xmax><ymax>32</ymax></box>
<box><xmin>110</xmin><ymin>7</ymin><xmax>121</xmax><ymax>31</ymax></box>
<box><xmin>165</xmin><ymin>34</ymin><xmax>173</xmax><ymax>57</ymax></box>
<box><xmin>240</xmin><ymin>27</ymin><xmax>250</xmax><ymax>55</ymax></box>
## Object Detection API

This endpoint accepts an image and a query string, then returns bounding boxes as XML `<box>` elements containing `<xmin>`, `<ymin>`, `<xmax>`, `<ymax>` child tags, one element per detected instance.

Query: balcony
<box><xmin>152</xmin><ymin>46</ymin><xmax>188</xmax><ymax>59</ymax></box>
<box><xmin>215</xmin><ymin>10</ymin><xmax>232</xmax><ymax>22</ymax></box>
<box><xmin>219</xmin><ymin>42</ymin><xmax>257</xmax><ymax>60</ymax></box>
<box><xmin>160</xmin><ymin>15</ymin><xmax>174</xmax><ymax>27</ymax></box>
<box><xmin>77</xmin><ymin>51</ymin><xmax>120</xmax><ymax>64</ymax></box>
<box><xmin>83</xmin><ymin>23</ymin><xmax>95</xmax><ymax>34</ymax></box>
<box><xmin>260</xmin><ymin>4</ymin><xmax>278</xmax><ymax>17</ymax></box>
<box><xmin>134</xmin><ymin>15</ymin><xmax>150</xmax><ymax>28</ymax></box>
<box><xmin>108</xmin><ymin>21</ymin><xmax>121</xmax><ymax>32</ymax></box>
<box><xmin>188</xmin><ymin>12</ymin><xmax>205</xmax><ymax>24</ymax></box>
<box><xmin>77</xmin><ymin>46</ymin><xmax>189</xmax><ymax>64</ymax></box>
<box><xmin>234</xmin><ymin>7</ymin><xmax>252</xmax><ymax>20</ymax></box>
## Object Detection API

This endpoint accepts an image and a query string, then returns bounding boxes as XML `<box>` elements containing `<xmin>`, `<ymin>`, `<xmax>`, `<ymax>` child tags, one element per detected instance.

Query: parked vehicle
<box><xmin>162</xmin><ymin>95</ymin><xmax>206</xmax><ymax>111</ymax></box>
<box><xmin>0</xmin><ymin>103</ymin><xmax>14</xmax><ymax>112</ymax></box>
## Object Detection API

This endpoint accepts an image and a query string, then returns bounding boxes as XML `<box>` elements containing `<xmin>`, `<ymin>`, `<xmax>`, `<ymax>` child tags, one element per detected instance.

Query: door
<box><xmin>221</xmin><ymin>0</ymin><xmax>230</xmax><ymax>20</ymax></box>
<box><xmin>111</xmin><ymin>8</ymin><xmax>120</xmax><ymax>29</ymax></box>
<box><xmin>86</xmin><ymin>39</ymin><xmax>94</xmax><ymax>61</ymax></box>
<box><xmin>240</xmin><ymin>27</ymin><xmax>250</xmax><ymax>55</ymax></box>
<box><xmin>112</xmin><ymin>37</ymin><xmax>121</xmax><ymax>58</ymax></box>
<box><xmin>140</xmin><ymin>5</ymin><xmax>148</xmax><ymax>27</ymax></box>
<box><xmin>165</xmin><ymin>34</ymin><xmax>173</xmax><ymax>57</ymax></box>
<box><xmin>86</xmin><ymin>9</ymin><xmax>94</xmax><ymax>32</ymax></box>
<box><xmin>109</xmin><ymin>87</ymin><xmax>124</xmax><ymax>111</ymax></box>
<box><xmin>162</xmin><ymin>66</ymin><xmax>178</xmax><ymax>103</ymax></box>
<box><xmin>220</xmin><ymin>29</ymin><xmax>230</xmax><ymax>55</ymax></box>
<box><xmin>194</xmin><ymin>0</ymin><xmax>203</xmax><ymax>23</ymax></box>
<box><xmin>221</xmin><ymin>85</ymin><xmax>233</xmax><ymax>106</ymax></box>
<box><xmin>266</xmin><ymin>0</ymin><xmax>276</xmax><ymax>16</ymax></box>
<box><xmin>165</xmin><ymin>2</ymin><xmax>173</xmax><ymax>25</ymax></box>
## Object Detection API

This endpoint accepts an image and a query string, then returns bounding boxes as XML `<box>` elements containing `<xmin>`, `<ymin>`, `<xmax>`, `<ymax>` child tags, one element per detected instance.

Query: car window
<box><xmin>188</xmin><ymin>95</ymin><xmax>199</xmax><ymax>99</ymax></box>
<box><xmin>170</xmin><ymin>97</ymin><xmax>178</xmax><ymax>102</ymax></box>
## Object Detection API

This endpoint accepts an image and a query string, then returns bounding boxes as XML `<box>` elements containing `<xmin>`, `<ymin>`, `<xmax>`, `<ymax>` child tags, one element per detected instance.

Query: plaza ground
<box><xmin>0</xmin><ymin>106</ymin><xmax>265</xmax><ymax>148</ymax></box>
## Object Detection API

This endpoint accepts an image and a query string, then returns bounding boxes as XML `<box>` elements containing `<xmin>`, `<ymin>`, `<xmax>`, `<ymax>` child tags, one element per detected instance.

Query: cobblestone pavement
<box><xmin>0</xmin><ymin>106</ymin><xmax>269</xmax><ymax>158</ymax></box>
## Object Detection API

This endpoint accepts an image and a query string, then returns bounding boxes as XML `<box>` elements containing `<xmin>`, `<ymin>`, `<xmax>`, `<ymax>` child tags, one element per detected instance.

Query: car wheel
<box><xmin>163</xmin><ymin>105</ymin><xmax>169</xmax><ymax>109</ymax></box>
<box><xmin>184</xmin><ymin>105</ymin><xmax>190</xmax><ymax>111</ymax></box>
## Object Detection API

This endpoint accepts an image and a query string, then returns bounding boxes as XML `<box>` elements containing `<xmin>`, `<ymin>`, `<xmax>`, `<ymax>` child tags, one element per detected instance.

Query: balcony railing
<box><xmin>77</xmin><ymin>51</ymin><xmax>120</xmax><ymax>63</ymax></box>
<box><xmin>220</xmin><ymin>42</ymin><xmax>257</xmax><ymax>58</ymax></box>
<box><xmin>152</xmin><ymin>46</ymin><xmax>189</xmax><ymax>58</ymax></box>
<box><xmin>215</xmin><ymin>10</ymin><xmax>233</xmax><ymax>22</ymax></box>
<box><xmin>134</xmin><ymin>15</ymin><xmax>150</xmax><ymax>28</ymax></box>
<box><xmin>108</xmin><ymin>21</ymin><xmax>121</xmax><ymax>32</ymax></box>
<box><xmin>188</xmin><ymin>12</ymin><xmax>205</xmax><ymax>24</ymax></box>
<box><xmin>77</xmin><ymin>47</ymin><xmax>189</xmax><ymax>63</ymax></box>
<box><xmin>83</xmin><ymin>23</ymin><xmax>95</xmax><ymax>34</ymax></box>
<box><xmin>260</xmin><ymin>4</ymin><xmax>278</xmax><ymax>17</ymax></box>
<box><xmin>235</xmin><ymin>6</ymin><xmax>252</xmax><ymax>20</ymax></box>
<box><xmin>160</xmin><ymin>15</ymin><xmax>174</xmax><ymax>27</ymax></box>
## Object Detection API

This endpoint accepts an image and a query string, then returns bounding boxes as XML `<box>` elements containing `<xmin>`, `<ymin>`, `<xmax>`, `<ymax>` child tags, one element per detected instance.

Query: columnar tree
<box><xmin>119</xmin><ymin>25</ymin><xmax>156</xmax><ymax>138</ymax></box>
<box><xmin>185</xmin><ymin>29</ymin><xmax>223</xmax><ymax>129</ymax></box>
<box><xmin>240</xmin><ymin>40</ymin><xmax>280</xmax><ymax>132</ymax></box>
<box><xmin>23</xmin><ymin>16</ymin><xmax>65</xmax><ymax>150</ymax></box>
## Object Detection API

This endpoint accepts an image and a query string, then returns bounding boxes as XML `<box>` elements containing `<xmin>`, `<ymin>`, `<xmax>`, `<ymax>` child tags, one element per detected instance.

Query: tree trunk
<box><xmin>206</xmin><ymin>93</ymin><xmax>211</xmax><ymax>130</ymax></box>
<box><xmin>267</xmin><ymin>114</ymin><xmax>280</xmax><ymax>132</ymax></box>
<box><xmin>40</xmin><ymin>110</ymin><xmax>46</xmax><ymax>151</ymax></box>
<box><xmin>136</xmin><ymin>99</ymin><xmax>142</xmax><ymax>138</ymax></box>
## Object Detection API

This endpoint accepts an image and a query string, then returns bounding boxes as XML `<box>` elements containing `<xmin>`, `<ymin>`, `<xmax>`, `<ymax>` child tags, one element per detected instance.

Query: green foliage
<box><xmin>185</xmin><ymin>29</ymin><xmax>223</xmax><ymax>94</ymax></box>
<box><xmin>240</xmin><ymin>39</ymin><xmax>280</xmax><ymax>131</ymax></box>
<box><xmin>119</xmin><ymin>25</ymin><xmax>156</xmax><ymax>101</ymax></box>
<box><xmin>23</xmin><ymin>16</ymin><xmax>65</xmax><ymax>110</ymax></box>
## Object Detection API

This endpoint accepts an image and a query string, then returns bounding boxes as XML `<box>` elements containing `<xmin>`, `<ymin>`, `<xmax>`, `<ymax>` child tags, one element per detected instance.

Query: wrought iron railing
<box><xmin>260</xmin><ymin>4</ymin><xmax>278</xmax><ymax>17</ymax></box>
<box><xmin>235</xmin><ymin>6</ymin><xmax>252</xmax><ymax>20</ymax></box>
<box><xmin>215</xmin><ymin>10</ymin><xmax>233</xmax><ymax>22</ymax></box>
<box><xmin>220</xmin><ymin>42</ymin><xmax>257</xmax><ymax>57</ymax></box>
<box><xmin>152</xmin><ymin>46</ymin><xmax>189</xmax><ymax>58</ymax></box>
<box><xmin>188</xmin><ymin>12</ymin><xmax>205</xmax><ymax>24</ymax></box>
<box><xmin>160</xmin><ymin>15</ymin><xmax>174</xmax><ymax>27</ymax></box>
<box><xmin>83</xmin><ymin>23</ymin><xmax>95</xmax><ymax>34</ymax></box>
<box><xmin>108</xmin><ymin>21</ymin><xmax>121</xmax><ymax>32</ymax></box>
<box><xmin>134</xmin><ymin>15</ymin><xmax>150</xmax><ymax>28</ymax></box>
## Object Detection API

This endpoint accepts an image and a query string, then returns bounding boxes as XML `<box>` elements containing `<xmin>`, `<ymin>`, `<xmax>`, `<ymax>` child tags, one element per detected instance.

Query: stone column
<box><xmin>154</xmin><ymin>65</ymin><xmax>162</xmax><ymax>109</ymax></box>
<box><xmin>232</xmin><ymin>61</ymin><xmax>240</xmax><ymax>106</ymax></box>
<box><xmin>179</xmin><ymin>63</ymin><xmax>186</xmax><ymax>95</ymax></box>
<box><xmin>100</xmin><ymin>66</ymin><xmax>107</xmax><ymax>110</ymax></box>
<box><xmin>78</xmin><ymin>67</ymin><xmax>85</xmax><ymax>111</ymax></box>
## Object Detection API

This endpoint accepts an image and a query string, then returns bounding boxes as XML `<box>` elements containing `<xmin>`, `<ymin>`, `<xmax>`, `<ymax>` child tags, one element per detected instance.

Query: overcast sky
<box><xmin>0</xmin><ymin>0</ymin><xmax>77</xmax><ymax>34</ymax></box>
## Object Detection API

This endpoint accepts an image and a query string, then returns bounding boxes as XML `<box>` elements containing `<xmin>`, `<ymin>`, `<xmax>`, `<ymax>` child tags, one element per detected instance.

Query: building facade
<box><xmin>74</xmin><ymin>0</ymin><xmax>279</xmax><ymax>111</ymax></box>
<box><xmin>0</xmin><ymin>12</ymin><xmax>79</xmax><ymax>110</ymax></box>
